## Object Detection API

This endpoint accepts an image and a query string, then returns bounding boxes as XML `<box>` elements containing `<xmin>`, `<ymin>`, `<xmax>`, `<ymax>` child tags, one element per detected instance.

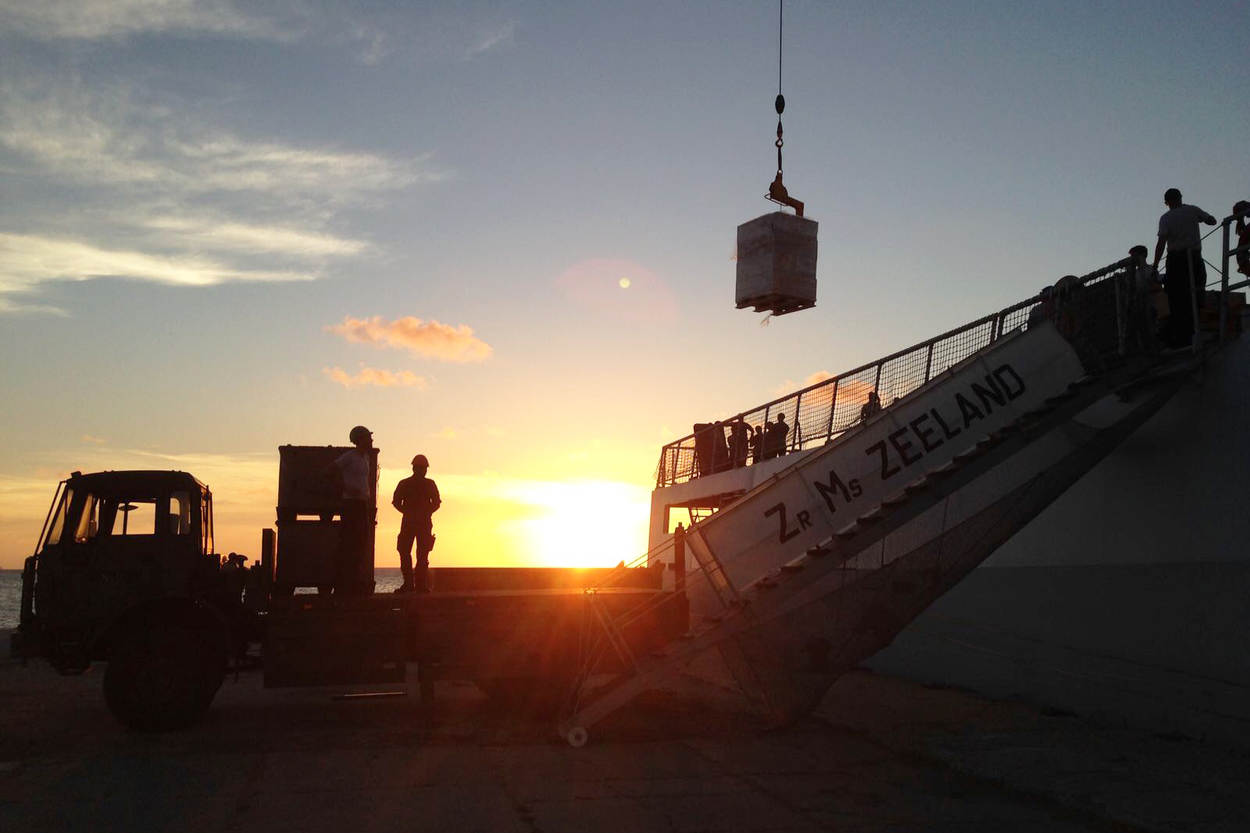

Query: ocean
<box><xmin>0</xmin><ymin>568</ymin><xmax>409</xmax><ymax>631</ymax></box>
<box><xmin>1</xmin><ymin>570</ymin><xmax>20</xmax><ymax>630</ymax></box>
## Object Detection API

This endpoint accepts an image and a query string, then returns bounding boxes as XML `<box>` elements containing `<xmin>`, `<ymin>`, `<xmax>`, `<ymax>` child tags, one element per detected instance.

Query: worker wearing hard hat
<box><xmin>330</xmin><ymin>425</ymin><xmax>375</xmax><ymax>595</ymax></box>
<box><xmin>392</xmin><ymin>454</ymin><xmax>441</xmax><ymax>593</ymax></box>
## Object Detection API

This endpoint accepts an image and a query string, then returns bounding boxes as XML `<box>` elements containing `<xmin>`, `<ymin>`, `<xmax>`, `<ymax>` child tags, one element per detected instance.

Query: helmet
<box><xmin>349</xmin><ymin>425</ymin><xmax>371</xmax><ymax>444</ymax></box>
<box><xmin>412</xmin><ymin>454</ymin><xmax>429</xmax><ymax>467</ymax></box>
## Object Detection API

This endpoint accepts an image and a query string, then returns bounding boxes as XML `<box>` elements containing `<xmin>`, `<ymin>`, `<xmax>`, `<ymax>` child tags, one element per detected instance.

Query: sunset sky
<box><xmin>1</xmin><ymin>1</ymin><xmax>1246</xmax><ymax>569</ymax></box>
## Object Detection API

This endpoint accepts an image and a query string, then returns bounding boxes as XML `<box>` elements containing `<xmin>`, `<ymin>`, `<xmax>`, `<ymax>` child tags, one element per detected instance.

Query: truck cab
<box><xmin>15</xmin><ymin>470</ymin><xmax>238</xmax><ymax>730</ymax></box>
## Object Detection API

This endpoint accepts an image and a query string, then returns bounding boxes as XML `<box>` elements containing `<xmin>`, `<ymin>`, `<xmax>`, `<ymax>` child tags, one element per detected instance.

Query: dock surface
<box><xmin>2</xmin><ymin>648</ymin><xmax>1247</xmax><ymax>833</ymax></box>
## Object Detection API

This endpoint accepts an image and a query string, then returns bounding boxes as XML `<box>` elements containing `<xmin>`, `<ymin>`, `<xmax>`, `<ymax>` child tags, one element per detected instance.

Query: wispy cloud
<box><xmin>323</xmin><ymin>366</ymin><xmax>429</xmax><ymax>389</ymax></box>
<box><xmin>771</xmin><ymin>370</ymin><xmax>836</xmax><ymax>397</ymax></box>
<box><xmin>431</xmin><ymin>428</ymin><xmax>458</xmax><ymax>439</ymax></box>
<box><xmin>0</xmin><ymin>233</ymin><xmax>309</xmax><ymax>298</ymax></box>
<box><xmin>141</xmin><ymin>217</ymin><xmax>368</xmax><ymax>258</ymax></box>
<box><xmin>465</xmin><ymin>21</ymin><xmax>515</xmax><ymax>59</ymax></box>
<box><xmin>0</xmin><ymin>82</ymin><xmax>436</xmax><ymax>198</ymax></box>
<box><xmin>0</xmin><ymin>1</ymin><xmax>298</xmax><ymax>42</ymax></box>
<box><xmin>327</xmin><ymin>315</ymin><xmax>493</xmax><ymax>363</ymax></box>
<box><xmin>0</xmin><ymin>76</ymin><xmax>443</xmax><ymax>312</ymax></box>
<box><xmin>80</xmin><ymin>434</ymin><xmax>108</xmax><ymax>445</ymax></box>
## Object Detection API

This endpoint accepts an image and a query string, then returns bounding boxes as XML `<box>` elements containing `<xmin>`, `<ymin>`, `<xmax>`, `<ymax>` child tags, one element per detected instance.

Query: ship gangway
<box><xmin>553</xmin><ymin>213</ymin><xmax>1249</xmax><ymax>747</ymax></box>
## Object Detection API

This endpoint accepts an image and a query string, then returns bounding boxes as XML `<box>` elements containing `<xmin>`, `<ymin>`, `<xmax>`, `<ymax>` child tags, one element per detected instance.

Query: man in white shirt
<box><xmin>331</xmin><ymin>425</ymin><xmax>375</xmax><ymax>594</ymax></box>
<box><xmin>1152</xmin><ymin>188</ymin><xmax>1216</xmax><ymax>347</ymax></box>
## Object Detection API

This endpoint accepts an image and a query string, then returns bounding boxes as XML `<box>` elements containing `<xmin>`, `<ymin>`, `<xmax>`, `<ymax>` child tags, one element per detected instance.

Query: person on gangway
<box><xmin>1152</xmin><ymin>188</ymin><xmax>1216</xmax><ymax>348</ymax></box>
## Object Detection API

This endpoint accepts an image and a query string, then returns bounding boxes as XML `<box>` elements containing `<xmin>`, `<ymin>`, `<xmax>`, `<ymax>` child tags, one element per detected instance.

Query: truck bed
<box><xmin>263</xmin><ymin>566</ymin><xmax>685</xmax><ymax>692</ymax></box>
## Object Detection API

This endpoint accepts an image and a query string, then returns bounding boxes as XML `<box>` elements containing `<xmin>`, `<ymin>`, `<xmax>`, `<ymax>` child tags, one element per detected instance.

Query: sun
<box><xmin>510</xmin><ymin>480</ymin><xmax>649</xmax><ymax>567</ymax></box>
<box><xmin>618</xmin><ymin>277</ymin><xmax>631</xmax><ymax>289</ymax></box>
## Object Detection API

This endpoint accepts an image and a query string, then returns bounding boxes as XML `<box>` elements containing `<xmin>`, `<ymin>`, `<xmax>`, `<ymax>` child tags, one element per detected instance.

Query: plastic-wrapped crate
<box><xmin>736</xmin><ymin>211</ymin><xmax>818</xmax><ymax>316</ymax></box>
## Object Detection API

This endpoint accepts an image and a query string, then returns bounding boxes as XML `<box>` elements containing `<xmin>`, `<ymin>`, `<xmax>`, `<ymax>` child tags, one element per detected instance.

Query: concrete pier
<box><xmin>3</xmin><ymin>642</ymin><xmax>1247</xmax><ymax>833</ymax></box>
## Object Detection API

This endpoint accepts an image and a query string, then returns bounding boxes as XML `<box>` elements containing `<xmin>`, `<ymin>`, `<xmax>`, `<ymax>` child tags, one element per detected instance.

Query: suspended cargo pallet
<box><xmin>735</xmin><ymin>211</ymin><xmax>818</xmax><ymax>316</ymax></box>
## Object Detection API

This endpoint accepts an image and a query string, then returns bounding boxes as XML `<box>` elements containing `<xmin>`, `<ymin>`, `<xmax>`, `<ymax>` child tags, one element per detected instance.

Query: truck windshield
<box><xmin>201</xmin><ymin>493</ymin><xmax>213</xmax><ymax>555</ymax></box>
<box><xmin>73</xmin><ymin>494</ymin><xmax>100</xmax><ymax>543</ymax></box>
<box><xmin>44</xmin><ymin>486</ymin><xmax>71</xmax><ymax>548</ymax></box>
<box><xmin>107</xmin><ymin>499</ymin><xmax>157</xmax><ymax>537</ymax></box>
<box><xmin>169</xmin><ymin>491</ymin><xmax>192</xmax><ymax>536</ymax></box>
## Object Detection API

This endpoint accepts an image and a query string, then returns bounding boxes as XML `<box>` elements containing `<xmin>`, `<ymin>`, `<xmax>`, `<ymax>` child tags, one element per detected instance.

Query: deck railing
<box><xmin>655</xmin><ymin>257</ymin><xmax>1138</xmax><ymax>487</ymax></box>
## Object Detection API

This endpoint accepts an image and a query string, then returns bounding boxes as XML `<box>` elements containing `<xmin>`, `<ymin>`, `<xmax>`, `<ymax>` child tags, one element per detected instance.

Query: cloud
<box><xmin>322</xmin><ymin>366</ymin><xmax>428</xmax><ymax>390</ymax></box>
<box><xmin>804</xmin><ymin>371</ymin><xmax>834</xmax><ymax>386</ymax></box>
<box><xmin>465</xmin><ymin>21</ymin><xmax>515</xmax><ymax>59</ymax></box>
<box><xmin>327</xmin><ymin>315</ymin><xmax>493</xmax><ymax>363</ymax></box>
<box><xmin>80</xmin><ymin>434</ymin><xmax>108</xmax><ymax>445</ymax></box>
<box><xmin>0</xmin><ymin>295</ymin><xmax>71</xmax><ymax>316</ymax></box>
<box><xmin>140</xmin><ymin>217</ymin><xmax>368</xmax><ymax>258</ymax></box>
<box><xmin>0</xmin><ymin>1</ymin><xmax>297</xmax><ymax>42</ymax></box>
<box><xmin>0</xmin><ymin>77</ymin><xmax>444</xmax><ymax>312</ymax></box>
<box><xmin>772</xmin><ymin>371</ymin><xmax>834</xmax><ymax>397</ymax></box>
<box><xmin>0</xmin><ymin>84</ymin><xmax>438</xmax><ymax>197</ymax></box>
<box><xmin>431</xmin><ymin>428</ymin><xmax>458</xmax><ymax>439</ymax></box>
<box><xmin>0</xmin><ymin>233</ymin><xmax>310</xmax><ymax>299</ymax></box>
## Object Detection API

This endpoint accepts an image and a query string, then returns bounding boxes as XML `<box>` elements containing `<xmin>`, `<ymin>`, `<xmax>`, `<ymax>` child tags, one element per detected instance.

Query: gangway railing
<box><xmin>656</xmin><ymin>257</ymin><xmax>1145</xmax><ymax>487</ymax></box>
<box><xmin>563</xmin><ymin>245</ymin><xmax>1245</xmax><ymax>746</ymax></box>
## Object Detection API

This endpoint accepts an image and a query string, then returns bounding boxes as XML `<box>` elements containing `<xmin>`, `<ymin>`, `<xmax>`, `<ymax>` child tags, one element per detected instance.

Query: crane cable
<box><xmin>765</xmin><ymin>1</ymin><xmax>803</xmax><ymax>217</ymax></box>
<box><xmin>775</xmin><ymin>0</ymin><xmax>785</xmax><ymax>178</ymax></box>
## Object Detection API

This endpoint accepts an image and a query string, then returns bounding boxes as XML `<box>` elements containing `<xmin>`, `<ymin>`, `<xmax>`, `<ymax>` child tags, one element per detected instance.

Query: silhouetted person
<box><xmin>711</xmin><ymin>420</ymin><xmax>732</xmax><ymax>473</ymax></box>
<box><xmin>331</xmin><ymin>425</ymin><xmax>374</xmax><ymax>595</ymax></box>
<box><xmin>1153</xmin><ymin>188</ymin><xmax>1216</xmax><ymax>347</ymax></box>
<box><xmin>392</xmin><ymin>454</ymin><xmax>440</xmax><ymax>593</ymax></box>
<box><xmin>749</xmin><ymin>424</ymin><xmax>764</xmax><ymax>464</ymax></box>
<box><xmin>728</xmin><ymin>419</ymin><xmax>751</xmax><ymax>468</ymax></box>
<box><xmin>1128</xmin><ymin>244</ymin><xmax>1162</xmax><ymax>352</ymax></box>
<box><xmin>1027</xmin><ymin>285</ymin><xmax>1055</xmax><ymax>328</ymax></box>
<box><xmin>767</xmin><ymin>413</ymin><xmax>790</xmax><ymax>458</ymax></box>
<box><xmin>859</xmin><ymin>391</ymin><xmax>882</xmax><ymax>424</ymax></box>
<box><xmin>1235</xmin><ymin>200</ymin><xmax>1250</xmax><ymax>277</ymax></box>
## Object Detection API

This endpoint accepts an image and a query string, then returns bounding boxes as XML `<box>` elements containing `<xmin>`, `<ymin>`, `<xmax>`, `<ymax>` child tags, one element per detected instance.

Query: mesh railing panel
<box><xmin>656</xmin><ymin>257</ymin><xmax>1139</xmax><ymax>487</ymax></box>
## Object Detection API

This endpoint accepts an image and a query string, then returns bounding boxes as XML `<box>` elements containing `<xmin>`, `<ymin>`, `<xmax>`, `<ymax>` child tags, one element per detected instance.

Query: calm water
<box><xmin>0</xmin><ymin>568</ymin><xmax>408</xmax><ymax>631</ymax></box>
<box><xmin>0</xmin><ymin>571</ymin><xmax>20</xmax><ymax>630</ymax></box>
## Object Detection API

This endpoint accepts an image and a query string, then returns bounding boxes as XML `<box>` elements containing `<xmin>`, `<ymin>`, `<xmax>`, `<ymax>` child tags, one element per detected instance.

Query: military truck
<box><xmin>12</xmin><ymin>466</ymin><xmax>686</xmax><ymax>735</ymax></box>
<box><xmin>12</xmin><ymin>470</ymin><xmax>246</xmax><ymax>730</ymax></box>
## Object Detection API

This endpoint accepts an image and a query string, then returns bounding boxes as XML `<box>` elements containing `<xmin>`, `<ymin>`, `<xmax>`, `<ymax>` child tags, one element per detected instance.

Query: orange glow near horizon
<box><xmin>0</xmin><ymin>458</ymin><xmax>656</xmax><ymax>571</ymax></box>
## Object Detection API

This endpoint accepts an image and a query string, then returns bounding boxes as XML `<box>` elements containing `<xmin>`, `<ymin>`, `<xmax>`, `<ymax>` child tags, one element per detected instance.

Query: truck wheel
<box><xmin>103</xmin><ymin>622</ymin><xmax>227</xmax><ymax>732</ymax></box>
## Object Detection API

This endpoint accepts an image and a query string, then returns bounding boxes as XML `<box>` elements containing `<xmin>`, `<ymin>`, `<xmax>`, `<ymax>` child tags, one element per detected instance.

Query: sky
<box><xmin>0</xmin><ymin>0</ymin><xmax>1246</xmax><ymax>570</ymax></box>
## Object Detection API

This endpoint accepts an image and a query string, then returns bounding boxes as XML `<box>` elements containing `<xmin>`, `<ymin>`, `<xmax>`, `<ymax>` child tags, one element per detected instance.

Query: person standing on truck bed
<box><xmin>331</xmin><ymin>425</ymin><xmax>375</xmax><ymax>595</ymax></box>
<box><xmin>392</xmin><ymin>454</ymin><xmax>441</xmax><ymax>593</ymax></box>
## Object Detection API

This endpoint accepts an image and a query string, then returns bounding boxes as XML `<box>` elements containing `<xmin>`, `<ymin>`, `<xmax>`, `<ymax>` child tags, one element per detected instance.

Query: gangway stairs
<box><xmin>558</xmin><ymin>243</ymin><xmax>1247</xmax><ymax>747</ymax></box>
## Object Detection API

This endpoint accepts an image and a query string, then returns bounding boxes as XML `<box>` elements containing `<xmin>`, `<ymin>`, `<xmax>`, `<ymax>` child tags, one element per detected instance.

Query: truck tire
<box><xmin>103</xmin><ymin>621</ymin><xmax>227</xmax><ymax>732</ymax></box>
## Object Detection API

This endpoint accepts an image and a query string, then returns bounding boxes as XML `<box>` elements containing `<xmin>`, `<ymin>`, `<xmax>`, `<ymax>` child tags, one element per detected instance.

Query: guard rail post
<box><xmin>672</xmin><ymin>522</ymin><xmax>689</xmax><ymax>634</ymax></box>
<box><xmin>824</xmin><ymin>379</ymin><xmax>838</xmax><ymax>442</ymax></box>
<box><xmin>1221</xmin><ymin>217</ymin><xmax>1231</xmax><ymax>345</ymax></box>
<box><xmin>1188</xmin><ymin>250</ymin><xmax>1202</xmax><ymax>356</ymax></box>
<box><xmin>791</xmin><ymin>393</ymin><xmax>801</xmax><ymax>452</ymax></box>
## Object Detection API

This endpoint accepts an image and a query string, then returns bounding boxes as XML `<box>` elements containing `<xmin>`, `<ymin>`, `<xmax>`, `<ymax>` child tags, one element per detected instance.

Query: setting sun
<box><xmin>499</xmin><ymin>479</ymin><xmax>650</xmax><ymax>567</ymax></box>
